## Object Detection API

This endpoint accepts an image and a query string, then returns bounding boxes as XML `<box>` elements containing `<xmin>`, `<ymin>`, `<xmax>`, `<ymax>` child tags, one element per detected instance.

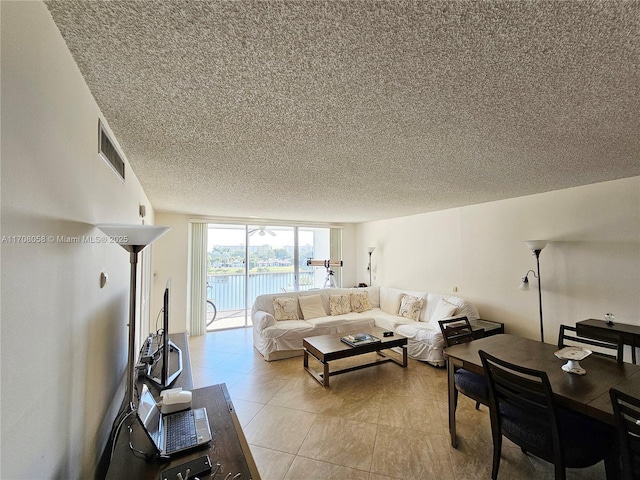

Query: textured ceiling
<box><xmin>45</xmin><ymin>0</ymin><xmax>639</xmax><ymax>224</ymax></box>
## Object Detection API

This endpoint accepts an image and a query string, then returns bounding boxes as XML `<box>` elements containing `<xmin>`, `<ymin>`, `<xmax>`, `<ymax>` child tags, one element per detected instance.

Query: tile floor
<box><xmin>188</xmin><ymin>328</ymin><xmax>608</xmax><ymax>480</ymax></box>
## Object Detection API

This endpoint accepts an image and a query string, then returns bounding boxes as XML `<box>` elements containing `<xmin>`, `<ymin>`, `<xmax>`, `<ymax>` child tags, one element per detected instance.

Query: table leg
<box><xmin>303</xmin><ymin>349</ymin><xmax>309</xmax><ymax>369</ymax></box>
<box><xmin>323</xmin><ymin>361</ymin><xmax>330</xmax><ymax>388</ymax></box>
<box><xmin>447</xmin><ymin>359</ymin><xmax>458</xmax><ymax>448</ymax></box>
<box><xmin>402</xmin><ymin>345</ymin><xmax>407</xmax><ymax>367</ymax></box>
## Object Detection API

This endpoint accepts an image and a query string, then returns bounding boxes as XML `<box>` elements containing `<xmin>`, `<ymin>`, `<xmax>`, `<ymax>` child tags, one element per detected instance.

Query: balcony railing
<box><xmin>207</xmin><ymin>271</ymin><xmax>315</xmax><ymax>311</ymax></box>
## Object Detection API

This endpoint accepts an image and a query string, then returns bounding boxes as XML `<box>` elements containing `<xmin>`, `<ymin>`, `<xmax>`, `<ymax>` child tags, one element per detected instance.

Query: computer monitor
<box><xmin>146</xmin><ymin>279</ymin><xmax>182</xmax><ymax>387</ymax></box>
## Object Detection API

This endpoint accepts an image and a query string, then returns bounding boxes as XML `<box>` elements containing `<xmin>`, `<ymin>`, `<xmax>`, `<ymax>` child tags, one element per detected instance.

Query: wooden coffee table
<box><xmin>303</xmin><ymin>327</ymin><xmax>408</xmax><ymax>387</ymax></box>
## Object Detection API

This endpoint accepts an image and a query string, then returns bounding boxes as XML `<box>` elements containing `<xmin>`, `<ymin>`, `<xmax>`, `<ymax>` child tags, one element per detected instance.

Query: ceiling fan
<box><xmin>249</xmin><ymin>226</ymin><xmax>276</xmax><ymax>237</ymax></box>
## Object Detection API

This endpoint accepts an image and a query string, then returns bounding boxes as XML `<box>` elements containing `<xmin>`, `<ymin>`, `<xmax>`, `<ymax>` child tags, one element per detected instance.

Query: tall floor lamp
<box><xmin>367</xmin><ymin>247</ymin><xmax>376</xmax><ymax>286</ymax></box>
<box><xmin>96</xmin><ymin>224</ymin><xmax>170</xmax><ymax>410</ymax></box>
<box><xmin>519</xmin><ymin>240</ymin><xmax>547</xmax><ymax>342</ymax></box>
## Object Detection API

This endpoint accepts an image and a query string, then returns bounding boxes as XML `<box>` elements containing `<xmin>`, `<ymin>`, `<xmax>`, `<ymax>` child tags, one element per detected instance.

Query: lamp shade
<box><xmin>524</xmin><ymin>240</ymin><xmax>547</xmax><ymax>251</ymax></box>
<box><xmin>519</xmin><ymin>278</ymin><xmax>530</xmax><ymax>291</ymax></box>
<box><xmin>96</xmin><ymin>224</ymin><xmax>170</xmax><ymax>252</ymax></box>
<box><xmin>367</xmin><ymin>247</ymin><xmax>376</xmax><ymax>254</ymax></box>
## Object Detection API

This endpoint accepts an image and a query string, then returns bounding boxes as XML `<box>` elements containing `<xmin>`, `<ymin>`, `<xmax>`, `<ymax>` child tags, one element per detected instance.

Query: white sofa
<box><xmin>251</xmin><ymin>286</ymin><xmax>479</xmax><ymax>366</ymax></box>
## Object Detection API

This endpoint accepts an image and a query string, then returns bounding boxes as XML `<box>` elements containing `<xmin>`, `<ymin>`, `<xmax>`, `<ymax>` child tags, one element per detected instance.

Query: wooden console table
<box><xmin>106</xmin><ymin>333</ymin><xmax>260</xmax><ymax>479</ymax></box>
<box><xmin>576</xmin><ymin>318</ymin><xmax>640</xmax><ymax>364</ymax></box>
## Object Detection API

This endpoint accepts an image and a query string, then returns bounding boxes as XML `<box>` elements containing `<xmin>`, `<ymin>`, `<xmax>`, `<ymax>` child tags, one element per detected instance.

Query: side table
<box><xmin>470</xmin><ymin>318</ymin><xmax>504</xmax><ymax>339</ymax></box>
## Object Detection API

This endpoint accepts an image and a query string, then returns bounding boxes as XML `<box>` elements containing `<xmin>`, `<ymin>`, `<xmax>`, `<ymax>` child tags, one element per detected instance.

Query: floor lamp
<box><xmin>367</xmin><ymin>247</ymin><xmax>375</xmax><ymax>286</ymax></box>
<box><xmin>519</xmin><ymin>240</ymin><xmax>547</xmax><ymax>342</ymax></box>
<box><xmin>96</xmin><ymin>224</ymin><xmax>169</xmax><ymax>410</ymax></box>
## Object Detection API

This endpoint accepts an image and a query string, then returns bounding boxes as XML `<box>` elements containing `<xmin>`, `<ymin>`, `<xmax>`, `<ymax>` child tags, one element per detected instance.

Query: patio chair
<box><xmin>479</xmin><ymin>349</ymin><xmax>619</xmax><ymax>480</ymax></box>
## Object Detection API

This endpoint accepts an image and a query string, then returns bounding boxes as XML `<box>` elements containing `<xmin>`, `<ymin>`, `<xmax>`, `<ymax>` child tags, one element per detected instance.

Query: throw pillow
<box><xmin>350</xmin><ymin>291</ymin><xmax>372</xmax><ymax>313</ymax></box>
<box><xmin>398</xmin><ymin>294</ymin><xmax>424</xmax><ymax>321</ymax></box>
<box><xmin>329</xmin><ymin>294</ymin><xmax>351</xmax><ymax>315</ymax></box>
<box><xmin>299</xmin><ymin>294</ymin><xmax>326</xmax><ymax>320</ymax></box>
<box><xmin>429</xmin><ymin>298</ymin><xmax>458</xmax><ymax>328</ymax></box>
<box><xmin>272</xmin><ymin>296</ymin><xmax>299</xmax><ymax>321</ymax></box>
<box><xmin>380</xmin><ymin>287</ymin><xmax>404</xmax><ymax>314</ymax></box>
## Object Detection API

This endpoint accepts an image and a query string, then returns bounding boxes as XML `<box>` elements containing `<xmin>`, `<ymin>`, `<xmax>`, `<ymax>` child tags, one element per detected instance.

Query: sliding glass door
<box><xmin>205</xmin><ymin>223</ymin><xmax>336</xmax><ymax>330</ymax></box>
<box><xmin>207</xmin><ymin>224</ymin><xmax>247</xmax><ymax>329</ymax></box>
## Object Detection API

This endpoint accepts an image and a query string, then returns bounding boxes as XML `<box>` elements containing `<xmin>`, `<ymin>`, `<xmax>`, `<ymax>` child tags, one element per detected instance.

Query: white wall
<box><xmin>1</xmin><ymin>3</ymin><xmax>156</xmax><ymax>477</ymax></box>
<box><xmin>356</xmin><ymin>177</ymin><xmax>640</xmax><ymax>345</ymax></box>
<box><xmin>153</xmin><ymin>213</ymin><xmax>191</xmax><ymax>333</ymax></box>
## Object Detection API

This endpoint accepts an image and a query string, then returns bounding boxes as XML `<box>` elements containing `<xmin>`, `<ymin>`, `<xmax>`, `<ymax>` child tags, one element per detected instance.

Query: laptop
<box><xmin>137</xmin><ymin>384</ymin><xmax>212</xmax><ymax>456</ymax></box>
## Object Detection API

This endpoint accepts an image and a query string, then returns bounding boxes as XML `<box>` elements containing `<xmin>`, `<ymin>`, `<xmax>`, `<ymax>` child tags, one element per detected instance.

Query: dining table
<box><xmin>443</xmin><ymin>333</ymin><xmax>640</xmax><ymax>448</ymax></box>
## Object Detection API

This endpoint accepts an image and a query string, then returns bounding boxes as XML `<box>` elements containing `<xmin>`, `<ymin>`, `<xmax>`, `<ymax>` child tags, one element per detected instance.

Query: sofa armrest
<box><xmin>253</xmin><ymin>310</ymin><xmax>276</xmax><ymax>331</ymax></box>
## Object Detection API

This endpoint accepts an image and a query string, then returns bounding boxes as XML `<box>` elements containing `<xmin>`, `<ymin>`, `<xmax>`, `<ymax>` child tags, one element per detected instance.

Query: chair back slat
<box><xmin>559</xmin><ymin>325</ymin><xmax>623</xmax><ymax>363</ymax></box>
<box><xmin>482</xmin><ymin>354</ymin><xmax>554</xmax><ymax>414</ymax></box>
<box><xmin>481</xmin><ymin>350</ymin><xmax>620</xmax><ymax>479</ymax></box>
<box><xmin>438</xmin><ymin>316</ymin><xmax>474</xmax><ymax>347</ymax></box>
<box><xmin>479</xmin><ymin>350</ymin><xmax>561</xmax><ymax>461</ymax></box>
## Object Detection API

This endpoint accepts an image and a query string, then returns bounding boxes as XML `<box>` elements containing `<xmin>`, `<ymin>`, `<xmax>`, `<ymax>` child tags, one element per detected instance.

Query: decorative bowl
<box><xmin>554</xmin><ymin>346</ymin><xmax>592</xmax><ymax>375</ymax></box>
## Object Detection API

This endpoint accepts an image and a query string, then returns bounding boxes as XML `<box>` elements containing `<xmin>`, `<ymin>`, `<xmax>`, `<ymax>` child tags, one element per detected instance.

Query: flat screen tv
<box><xmin>146</xmin><ymin>279</ymin><xmax>182</xmax><ymax>388</ymax></box>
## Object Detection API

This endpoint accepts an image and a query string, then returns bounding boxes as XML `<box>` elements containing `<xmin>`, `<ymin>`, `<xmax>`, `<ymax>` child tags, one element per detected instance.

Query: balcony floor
<box><xmin>207</xmin><ymin>308</ymin><xmax>252</xmax><ymax>331</ymax></box>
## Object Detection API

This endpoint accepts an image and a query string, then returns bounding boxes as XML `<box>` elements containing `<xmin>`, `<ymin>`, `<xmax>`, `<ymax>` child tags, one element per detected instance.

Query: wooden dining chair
<box><xmin>610</xmin><ymin>388</ymin><xmax>640</xmax><ymax>480</ymax></box>
<box><xmin>558</xmin><ymin>325</ymin><xmax>624</xmax><ymax>363</ymax></box>
<box><xmin>479</xmin><ymin>350</ymin><xmax>619</xmax><ymax>480</ymax></box>
<box><xmin>439</xmin><ymin>317</ymin><xmax>487</xmax><ymax>411</ymax></box>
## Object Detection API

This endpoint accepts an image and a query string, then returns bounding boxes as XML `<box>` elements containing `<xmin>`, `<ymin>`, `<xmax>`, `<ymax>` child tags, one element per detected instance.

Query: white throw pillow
<box><xmin>272</xmin><ymin>296</ymin><xmax>299</xmax><ymax>321</ymax></box>
<box><xmin>398</xmin><ymin>294</ymin><xmax>424</xmax><ymax>321</ymax></box>
<box><xmin>299</xmin><ymin>294</ymin><xmax>326</xmax><ymax>320</ymax></box>
<box><xmin>429</xmin><ymin>298</ymin><xmax>458</xmax><ymax>329</ymax></box>
<box><xmin>350</xmin><ymin>291</ymin><xmax>372</xmax><ymax>313</ymax></box>
<box><xmin>380</xmin><ymin>287</ymin><xmax>404</xmax><ymax>315</ymax></box>
<box><xmin>329</xmin><ymin>294</ymin><xmax>351</xmax><ymax>315</ymax></box>
<box><xmin>361</xmin><ymin>286</ymin><xmax>380</xmax><ymax>308</ymax></box>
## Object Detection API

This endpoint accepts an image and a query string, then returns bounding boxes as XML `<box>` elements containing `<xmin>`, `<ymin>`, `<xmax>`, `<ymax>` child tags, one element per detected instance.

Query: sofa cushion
<box><xmin>329</xmin><ymin>294</ymin><xmax>351</xmax><ymax>315</ymax></box>
<box><xmin>273</xmin><ymin>296</ymin><xmax>299</xmax><ymax>321</ymax></box>
<box><xmin>306</xmin><ymin>315</ymin><xmax>357</xmax><ymax>328</ymax></box>
<box><xmin>398</xmin><ymin>294</ymin><xmax>424</xmax><ymax>321</ymax></box>
<box><xmin>360</xmin><ymin>286</ymin><xmax>380</xmax><ymax>308</ymax></box>
<box><xmin>261</xmin><ymin>320</ymin><xmax>316</xmax><ymax>338</ymax></box>
<box><xmin>372</xmin><ymin>310</ymin><xmax>416</xmax><ymax>331</ymax></box>
<box><xmin>396</xmin><ymin>322</ymin><xmax>443</xmax><ymax>344</ymax></box>
<box><xmin>380</xmin><ymin>287</ymin><xmax>404</xmax><ymax>315</ymax></box>
<box><xmin>299</xmin><ymin>294</ymin><xmax>326</xmax><ymax>319</ymax></box>
<box><xmin>428</xmin><ymin>298</ymin><xmax>457</xmax><ymax>329</ymax></box>
<box><xmin>350</xmin><ymin>291</ymin><xmax>372</xmax><ymax>313</ymax></box>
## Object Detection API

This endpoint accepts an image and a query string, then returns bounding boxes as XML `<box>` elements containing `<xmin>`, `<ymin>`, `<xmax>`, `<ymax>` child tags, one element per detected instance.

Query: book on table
<box><xmin>340</xmin><ymin>333</ymin><xmax>381</xmax><ymax>347</ymax></box>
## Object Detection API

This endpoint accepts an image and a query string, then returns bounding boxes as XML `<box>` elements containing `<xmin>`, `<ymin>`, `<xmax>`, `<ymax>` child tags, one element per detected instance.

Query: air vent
<box><xmin>98</xmin><ymin>120</ymin><xmax>125</xmax><ymax>181</ymax></box>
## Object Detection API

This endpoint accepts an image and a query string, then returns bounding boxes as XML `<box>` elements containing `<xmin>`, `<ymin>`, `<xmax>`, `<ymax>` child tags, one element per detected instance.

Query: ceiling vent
<box><xmin>98</xmin><ymin>119</ymin><xmax>125</xmax><ymax>181</ymax></box>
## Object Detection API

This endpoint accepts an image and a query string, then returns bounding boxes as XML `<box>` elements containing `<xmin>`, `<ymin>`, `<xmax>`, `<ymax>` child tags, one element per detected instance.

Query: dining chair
<box><xmin>439</xmin><ymin>317</ymin><xmax>487</xmax><ymax>411</ymax></box>
<box><xmin>558</xmin><ymin>324</ymin><xmax>624</xmax><ymax>363</ymax></box>
<box><xmin>478</xmin><ymin>349</ymin><xmax>619</xmax><ymax>480</ymax></box>
<box><xmin>610</xmin><ymin>388</ymin><xmax>640</xmax><ymax>480</ymax></box>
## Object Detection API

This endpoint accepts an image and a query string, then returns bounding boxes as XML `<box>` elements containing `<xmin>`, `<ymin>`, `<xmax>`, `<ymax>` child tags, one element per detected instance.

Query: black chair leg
<box><xmin>475</xmin><ymin>401</ymin><xmax>480</xmax><ymax>410</ymax></box>
<box><xmin>603</xmin><ymin>450</ymin><xmax>621</xmax><ymax>480</ymax></box>
<box><xmin>491</xmin><ymin>432</ymin><xmax>502</xmax><ymax>480</ymax></box>
<box><xmin>553</xmin><ymin>463</ymin><xmax>566</xmax><ymax>480</ymax></box>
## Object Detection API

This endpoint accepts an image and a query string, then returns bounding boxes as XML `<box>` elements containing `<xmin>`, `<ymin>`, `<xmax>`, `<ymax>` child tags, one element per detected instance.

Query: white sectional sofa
<box><xmin>251</xmin><ymin>286</ymin><xmax>479</xmax><ymax>366</ymax></box>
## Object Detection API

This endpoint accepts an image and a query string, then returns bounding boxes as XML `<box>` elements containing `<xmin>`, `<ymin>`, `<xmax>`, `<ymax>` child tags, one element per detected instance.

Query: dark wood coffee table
<box><xmin>303</xmin><ymin>327</ymin><xmax>408</xmax><ymax>387</ymax></box>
